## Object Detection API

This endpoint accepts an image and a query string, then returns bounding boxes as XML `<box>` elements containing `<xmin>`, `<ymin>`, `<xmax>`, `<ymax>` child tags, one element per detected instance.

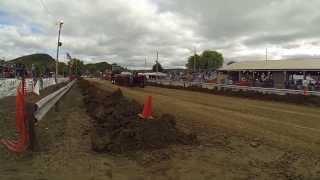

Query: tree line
<box><xmin>186</xmin><ymin>50</ymin><xmax>224</xmax><ymax>71</ymax></box>
<box><xmin>152</xmin><ymin>50</ymin><xmax>224</xmax><ymax>72</ymax></box>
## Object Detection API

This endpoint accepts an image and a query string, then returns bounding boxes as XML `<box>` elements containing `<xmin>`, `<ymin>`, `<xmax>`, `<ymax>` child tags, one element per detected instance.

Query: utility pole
<box><xmin>265</xmin><ymin>48</ymin><xmax>268</xmax><ymax>63</ymax></box>
<box><xmin>145</xmin><ymin>57</ymin><xmax>147</xmax><ymax>70</ymax></box>
<box><xmin>55</xmin><ymin>20</ymin><xmax>64</xmax><ymax>82</ymax></box>
<box><xmin>75</xmin><ymin>60</ymin><xmax>78</xmax><ymax>76</ymax></box>
<box><xmin>193</xmin><ymin>47</ymin><xmax>196</xmax><ymax>73</ymax></box>
<box><xmin>156</xmin><ymin>51</ymin><xmax>159</xmax><ymax>73</ymax></box>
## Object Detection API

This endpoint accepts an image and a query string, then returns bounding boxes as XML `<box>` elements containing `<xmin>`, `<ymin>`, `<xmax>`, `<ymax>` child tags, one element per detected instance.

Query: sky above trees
<box><xmin>0</xmin><ymin>0</ymin><xmax>320</xmax><ymax>69</ymax></box>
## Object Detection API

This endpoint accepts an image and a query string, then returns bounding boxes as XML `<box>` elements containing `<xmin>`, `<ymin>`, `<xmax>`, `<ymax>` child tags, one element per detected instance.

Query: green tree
<box><xmin>152</xmin><ymin>62</ymin><xmax>164</xmax><ymax>72</ymax></box>
<box><xmin>58</xmin><ymin>62</ymin><xmax>68</xmax><ymax>76</ymax></box>
<box><xmin>199</xmin><ymin>50</ymin><xmax>223</xmax><ymax>71</ymax></box>
<box><xmin>186</xmin><ymin>50</ymin><xmax>224</xmax><ymax>71</ymax></box>
<box><xmin>186</xmin><ymin>54</ymin><xmax>200</xmax><ymax>72</ymax></box>
<box><xmin>85</xmin><ymin>62</ymin><xmax>111</xmax><ymax>74</ymax></box>
<box><xmin>68</xmin><ymin>58</ymin><xmax>85</xmax><ymax>76</ymax></box>
<box><xmin>33</xmin><ymin>66</ymin><xmax>41</xmax><ymax>77</ymax></box>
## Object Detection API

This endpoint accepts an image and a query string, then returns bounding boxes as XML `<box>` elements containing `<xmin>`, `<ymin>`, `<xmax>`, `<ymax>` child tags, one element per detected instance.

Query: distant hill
<box><xmin>85</xmin><ymin>62</ymin><xmax>112</xmax><ymax>73</ymax></box>
<box><xmin>8</xmin><ymin>53</ymin><xmax>63</xmax><ymax>76</ymax></box>
<box><xmin>9</xmin><ymin>53</ymin><xmax>56</xmax><ymax>70</ymax></box>
<box><xmin>8</xmin><ymin>53</ymin><xmax>113</xmax><ymax>75</ymax></box>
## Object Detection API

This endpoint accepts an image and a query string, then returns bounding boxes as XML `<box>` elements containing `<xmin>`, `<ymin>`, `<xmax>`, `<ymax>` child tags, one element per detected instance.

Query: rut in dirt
<box><xmin>79</xmin><ymin>79</ymin><xmax>198</xmax><ymax>154</ymax></box>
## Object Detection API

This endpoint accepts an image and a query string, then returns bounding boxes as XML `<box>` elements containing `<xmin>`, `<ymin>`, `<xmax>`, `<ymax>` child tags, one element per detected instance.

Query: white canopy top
<box><xmin>139</xmin><ymin>72</ymin><xmax>167</xmax><ymax>76</ymax></box>
<box><xmin>219</xmin><ymin>59</ymin><xmax>320</xmax><ymax>71</ymax></box>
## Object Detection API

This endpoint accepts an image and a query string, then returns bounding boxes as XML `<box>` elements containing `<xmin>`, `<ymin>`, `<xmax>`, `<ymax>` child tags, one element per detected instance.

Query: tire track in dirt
<box><xmin>127</xmin><ymin>86</ymin><xmax>320</xmax><ymax>146</ymax></box>
<box><xmin>92</xmin><ymin>80</ymin><xmax>320</xmax><ymax>152</ymax></box>
<box><xmin>127</xmin><ymin>84</ymin><xmax>320</xmax><ymax>131</ymax></box>
<box><xmin>141</xmin><ymin>86</ymin><xmax>320</xmax><ymax>120</ymax></box>
<box><xmin>90</xmin><ymin>80</ymin><xmax>320</xmax><ymax>179</ymax></box>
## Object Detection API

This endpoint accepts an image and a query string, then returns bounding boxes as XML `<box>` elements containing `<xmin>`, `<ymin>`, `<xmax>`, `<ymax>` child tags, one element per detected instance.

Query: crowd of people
<box><xmin>168</xmin><ymin>71</ymin><xmax>217</xmax><ymax>82</ymax></box>
<box><xmin>225</xmin><ymin>72</ymin><xmax>320</xmax><ymax>91</ymax></box>
<box><xmin>285</xmin><ymin>77</ymin><xmax>320</xmax><ymax>91</ymax></box>
<box><xmin>0</xmin><ymin>63</ymin><xmax>53</xmax><ymax>79</ymax></box>
<box><xmin>164</xmin><ymin>70</ymin><xmax>320</xmax><ymax>91</ymax></box>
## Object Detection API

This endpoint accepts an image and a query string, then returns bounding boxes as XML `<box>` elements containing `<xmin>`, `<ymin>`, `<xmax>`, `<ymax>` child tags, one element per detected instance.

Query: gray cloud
<box><xmin>282</xmin><ymin>54</ymin><xmax>320</xmax><ymax>60</ymax></box>
<box><xmin>0</xmin><ymin>0</ymin><xmax>320</xmax><ymax>68</ymax></box>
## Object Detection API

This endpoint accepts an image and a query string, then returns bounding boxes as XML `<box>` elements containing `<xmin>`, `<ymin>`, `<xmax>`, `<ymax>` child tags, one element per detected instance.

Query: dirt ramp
<box><xmin>79</xmin><ymin>79</ymin><xmax>197</xmax><ymax>154</ymax></box>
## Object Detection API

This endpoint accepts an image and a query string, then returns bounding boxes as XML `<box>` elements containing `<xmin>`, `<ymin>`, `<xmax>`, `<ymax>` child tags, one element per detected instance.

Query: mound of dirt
<box><xmin>78</xmin><ymin>79</ymin><xmax>197</xmax><ymax>153</ymax></box>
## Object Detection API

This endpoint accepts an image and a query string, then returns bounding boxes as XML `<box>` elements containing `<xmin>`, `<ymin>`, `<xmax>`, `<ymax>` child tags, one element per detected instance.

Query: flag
<box><xmin>66</xmin><ymin>53</ymin><xmax>72</xmax><ymax>60</ymax></box>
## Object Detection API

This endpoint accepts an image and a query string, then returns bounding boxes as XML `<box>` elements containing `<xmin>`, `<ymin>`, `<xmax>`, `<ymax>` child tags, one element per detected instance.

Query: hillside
<box><xmin>9</xmin><ymin>53</ymin><xmax>113</xmax><ymax>75</ymax></box>
<box><xmin>85</xmin><ymin>62</ymin><xmax>112</xmax><ymax>73</ymax></box>
<box><xmin>10</xmin><ymin>53</ymin><xmax>56</xmax><ymax>70</ymax></box>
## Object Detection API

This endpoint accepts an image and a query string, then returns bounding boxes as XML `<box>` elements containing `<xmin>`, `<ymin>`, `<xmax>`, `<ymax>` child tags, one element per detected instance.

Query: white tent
<box><xmin>120</xmin><ymin>72</ymin><xmax>133</xmax><ymax>76</ymax></box>
<box><xmin>139</xmin><ymin>72</ymin><xmax>167</xmax><ymax>79</ymax></box>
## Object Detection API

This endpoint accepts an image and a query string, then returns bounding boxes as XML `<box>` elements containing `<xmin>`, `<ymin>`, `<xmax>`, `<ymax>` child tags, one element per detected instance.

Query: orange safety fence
<box><xmin>1</xmin><ymin>80</ymin><xmax>30</xmax><ymax>153</ymax></box>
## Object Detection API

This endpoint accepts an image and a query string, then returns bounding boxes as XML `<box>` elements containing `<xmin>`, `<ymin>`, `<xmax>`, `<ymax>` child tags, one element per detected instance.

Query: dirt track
<box><xmin>92</xmin><ymin>80</ymin><xmax>320</xmax><ymax>152</ymax></box>
<box><xmin>1</xmin><ymin>80</ymin><xmax>320</xmax><ymax>179</ymax></box>
<box><xmin>92</xmin><ymin>79</ymin><xmax>320</xmax><ymax>179</ymax></box>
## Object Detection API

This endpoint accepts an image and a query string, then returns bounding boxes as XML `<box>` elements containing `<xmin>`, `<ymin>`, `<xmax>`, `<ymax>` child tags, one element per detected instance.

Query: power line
<box><xmin>39</xmin><ymin>0</ymin><xmax>54</xmax><ymax>19</ymax></box>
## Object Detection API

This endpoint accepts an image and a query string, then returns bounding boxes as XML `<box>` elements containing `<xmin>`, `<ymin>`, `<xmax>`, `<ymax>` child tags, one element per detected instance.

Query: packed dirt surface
<box><xmin>91</xmin><ymin>79</ymin><xmax>320</xmax><ymax>179</ymax></box>
<box><xmin>1</xmin><ymin>79</ymin><xmax>320</xmax><ymax>179</ymax></box>
<box><xmin>149</xmin><ymin>82</ymin><xmax>320</xmax><ymax>107</ymax></box>
<box><xmin>79</xmin><ymin>80</ymin><xmax>197</xmax><ymax>153</ymax></box>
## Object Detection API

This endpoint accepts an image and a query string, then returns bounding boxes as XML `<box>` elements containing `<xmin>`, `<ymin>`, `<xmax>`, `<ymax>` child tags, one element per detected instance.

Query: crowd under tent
<box><xmin>218</xmin><ymin>59</ymin><xmax>320</xmax><ymax>90</ymax></box>
<box><xmin>139</xmin><ymin>72</ymin><xmax>167</xmax><ymax>80</ymax></box>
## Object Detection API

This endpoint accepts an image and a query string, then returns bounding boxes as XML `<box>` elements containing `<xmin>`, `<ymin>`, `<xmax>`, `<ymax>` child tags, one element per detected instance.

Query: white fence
<box><xmin>0</xmin><ymin>79</ymin><xmax>21</xmax><ymax>98</ymax></box>
<box><xmin>0</xmin><ymin>78</ymin><xmax>69</xmax><ymax>99</ymax></box>
<box><xmin>149</xmin><ymin>80</ymin><xmax>320</xmax><ymax>97</ymax></box>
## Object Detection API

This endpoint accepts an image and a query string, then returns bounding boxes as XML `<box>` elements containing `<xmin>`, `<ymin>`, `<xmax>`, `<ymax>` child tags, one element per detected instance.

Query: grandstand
<box><xmin>218</xmin><ymin>59</ymin><xmax>320</xmax><ymax>90</ymax></box>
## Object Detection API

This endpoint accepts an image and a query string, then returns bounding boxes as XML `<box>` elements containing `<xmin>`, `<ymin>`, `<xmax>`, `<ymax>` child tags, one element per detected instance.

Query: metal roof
<box><xmin>219</xmin><ymin>59</ymin><xmax>320</xmax><ymax>71</ymax></box>
<box><xmin>140</xmin><ymin>72</ymin><xmax>167</xmax><ymax>76</ymax></box>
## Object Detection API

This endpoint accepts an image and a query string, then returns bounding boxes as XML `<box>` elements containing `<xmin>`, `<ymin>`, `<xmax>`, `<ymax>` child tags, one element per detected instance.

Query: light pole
<box><xmin>265</xmin><ymin>48</ymin><xmax>268</xmax><ymax>63</ymax></box>
<box><xmin>55</xmin><ymin>20</ymin><xmax>63</xmax><ymax>82</ymax></box>
<box><xmin>193</xmin><ymin>47</ymin><xmax>197</xmax><ymax>73</ymax></box>
<box><xmin>156</xmin><ymin>51</ymin><xmax>159</xmax><ymax>74</ymax></box>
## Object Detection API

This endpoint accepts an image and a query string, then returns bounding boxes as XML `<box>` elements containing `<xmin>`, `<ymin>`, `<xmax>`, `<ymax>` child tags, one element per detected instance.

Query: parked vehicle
<box><xmin>112</xmin><ymin>72</ymin><xmax>145</xmax><ymax>88</ymax></box>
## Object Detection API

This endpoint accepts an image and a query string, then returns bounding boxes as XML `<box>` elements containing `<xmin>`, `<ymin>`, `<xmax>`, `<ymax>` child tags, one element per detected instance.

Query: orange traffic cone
<box><xmin>138</xmin><ymin>96</ymin><xmax>154</xmax><ymax>120</ymax></box>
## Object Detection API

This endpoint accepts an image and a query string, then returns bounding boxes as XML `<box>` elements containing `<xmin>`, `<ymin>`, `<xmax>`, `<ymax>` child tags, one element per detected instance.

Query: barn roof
<box><xmin>219</xmin><ymin>59</ymin><xmax>320</xmax><ymax>71</ymax></box>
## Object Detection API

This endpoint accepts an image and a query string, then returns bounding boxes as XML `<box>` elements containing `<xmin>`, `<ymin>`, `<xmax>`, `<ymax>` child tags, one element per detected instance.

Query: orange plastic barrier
<box><xmin>1</xmin><ymin>81</ymin><xmax>30</xmax><ymax>153</ymax></box>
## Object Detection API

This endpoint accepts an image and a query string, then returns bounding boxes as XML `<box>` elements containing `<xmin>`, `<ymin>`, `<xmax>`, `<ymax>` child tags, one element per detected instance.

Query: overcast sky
<box><xmin>0</xmin><ymin>0</ymin><xmax>320</xmax><ymax>69</ymax></box>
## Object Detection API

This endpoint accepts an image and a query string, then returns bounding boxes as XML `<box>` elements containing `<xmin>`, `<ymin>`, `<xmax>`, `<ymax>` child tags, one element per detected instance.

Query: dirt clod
<box><xmin>79</xmin><ymin>79</ymin><xmax>198</xmax><ymax>153</ymax></box>
<box><xmin>250</xmin><ymin>138</ymin><xmax>262</xmax><ymax>148</ymax></box>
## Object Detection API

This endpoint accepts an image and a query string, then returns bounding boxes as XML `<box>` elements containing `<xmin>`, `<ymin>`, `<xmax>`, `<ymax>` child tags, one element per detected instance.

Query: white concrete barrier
<box><xmin>0</xmin><ymin>78</ymin><xmax>69</xmax><ymax>99</ymax></box>
<box><xmin>0</xmin><ymin>78</ymin><xmax>21</xmax><ymax>98</ymax></box>
<box><xmin>149</xmin><ymin>80</ymin><xmax>320</xmax><ymax>97</ymax></box>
